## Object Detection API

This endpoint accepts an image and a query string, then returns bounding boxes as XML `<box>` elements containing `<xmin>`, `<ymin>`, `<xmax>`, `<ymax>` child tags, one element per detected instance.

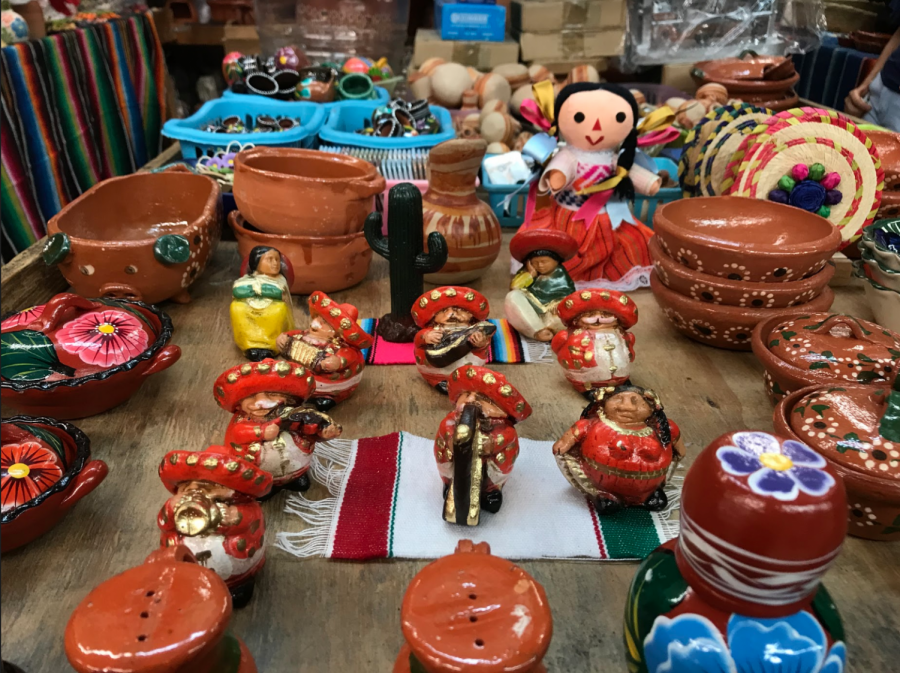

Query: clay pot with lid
<box><xmin>395</xmin><ymin>540</ymin><xmax>552</xmax><ymax>673</ymax></box>
<box><xmin>65</xmin><ymin>545</ymin><xmax>257</xmax><ymax>673</ymax></box>
<box><xmin>233</xmin><ymin>147</ymin><xmax>385</xmax><ymax>236</ymax></box>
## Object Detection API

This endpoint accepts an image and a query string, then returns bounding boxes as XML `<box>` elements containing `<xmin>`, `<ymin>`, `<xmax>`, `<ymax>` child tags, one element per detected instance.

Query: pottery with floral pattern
<box><xmin>624</xmin><ymin>430</ymin><xmax>847</xmax><ymax>673</ymax></box>
<box><xmin>0</xmin><ymin>293</ymin><xmax>181</xmax><ymax>419</ymax></box>
<box><xmin>1</xmin><ymin>415</ymin><xmax>107</xmax><ymax>552</ymax></box>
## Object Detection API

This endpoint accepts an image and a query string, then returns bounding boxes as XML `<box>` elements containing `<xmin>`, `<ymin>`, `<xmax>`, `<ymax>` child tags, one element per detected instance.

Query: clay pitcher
<box><xmin>423</xmin><ymin>139</ymin><xmax>501</xmax><ymax>284</ymax></box>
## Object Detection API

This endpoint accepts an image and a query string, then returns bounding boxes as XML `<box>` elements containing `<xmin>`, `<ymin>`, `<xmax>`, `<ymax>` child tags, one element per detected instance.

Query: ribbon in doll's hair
<box><xmin>519</xmin><ymin>80</ymin><xmax>557</xmax><ymax>134</ymax></box>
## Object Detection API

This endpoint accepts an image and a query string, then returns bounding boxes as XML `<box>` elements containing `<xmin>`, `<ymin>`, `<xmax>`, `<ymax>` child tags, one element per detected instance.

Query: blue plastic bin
<box><xmin>221</xmin><ymin>84</ymin><xmax>390</xmax><ymax>108</ymax></box>
<box><xmin>318</xmin><ymin>102</ymin><xmax>455</xmax><ymax>150</ymax></box>
<box><xmin>163</xmin><ymin>97</ymin><xmax>327</xmax><ymax>160</ymax></box>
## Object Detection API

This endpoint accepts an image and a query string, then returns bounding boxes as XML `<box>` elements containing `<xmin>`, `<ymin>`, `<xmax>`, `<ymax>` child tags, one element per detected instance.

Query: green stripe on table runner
<box><xmin>600</xmin><ymin>507</ymin><xmax>664</xmax><ymax>560</ymax></box>
<box><xmin>387</xmin><ymin>432</ymin><xmax>404</xmax><ymax>558</ymax></box>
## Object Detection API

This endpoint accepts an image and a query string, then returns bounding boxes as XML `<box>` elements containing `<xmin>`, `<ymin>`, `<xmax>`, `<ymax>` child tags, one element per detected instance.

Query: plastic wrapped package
<box><xmin>626</xmin><ymin>0</ymin><xmax>826</xmax><ymax>66</ymax></box>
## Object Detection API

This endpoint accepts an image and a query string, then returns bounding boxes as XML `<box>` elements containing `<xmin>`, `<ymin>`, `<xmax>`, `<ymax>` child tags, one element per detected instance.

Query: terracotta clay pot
<box><xmin>649</xmin><ymin>236</ymin><xmax>835</xmax><ymax>308</ymax></box>
<box><xmin>653</xmin><ymin>197</ymin><xmax>842</xmax><ymax>283</ymax></box>
<box><xmin>692</xmin><ymin>56</ymin><xmax>799</xmax><ymax>95</ymax></box>
<box><xmin>774</xmin><ymin>384</ymin><xmax>900</xmax><ymax>541</ymax></box>
<box><xmin>394</xmin><ymin>540</ymin><xmax>552</xmax><ymax>673</ymax></box>
<box><xmin>869</xmin><ymin>130</ymin><xmax>900</xmax><ymax>191</ymax></box>
<box><xmin>423</xmin><ymin>139</ymin><xmax>501</xmax><ymax>284</ymax></box>
<box><xmin>1</xmin><ymin>416</ymin><xmax>107</xmax><ymax>553</ymax></box>
<box><xmin>751</xmin><ymin>312</ymin><xmax>900</xmax><ymax>402</ymax></box>
<box><xmin>45</xmin><ymin>172</ymin><xmax>221</xmax><ymax>305</ymax></box>
<box><xmin>296</xmin><ymin>66</ymin><xmax>336</xmax><ymax>102</ymax></box>
<box><xmin>65</xmin><ymin>545</ymin><xmax>257</xmax><ymax>673</ymax></box>
<box><xmin>233</xmin><ymin>147</ymin><xmax>385</xmax><ymax>236</ymax></box>
<box><xmin>877</xmin><ymin>191</ymin><xmax>900</xmax><ymax>220</ymax></box>
<box><xmin>1</xmin><ymin>293</ymin><xmax>181</xmax><ymax>419</ymax></box>
<box><xmin>740</xmin><ymin>88</ymin><xmax>800</xmax><ymax>112</ymax></box>
<box><xmin>229</xmin><ymin>211</ymin><xmax>371</xmax><ymax>294</ymax></box>
<box><xmin>651</xmin><ymin>272</ymin><xmax>834</xmax><ymax>351</ymax></box>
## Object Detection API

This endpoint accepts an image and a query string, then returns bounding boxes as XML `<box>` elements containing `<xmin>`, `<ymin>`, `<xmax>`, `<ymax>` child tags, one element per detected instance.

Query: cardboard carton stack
<box><xmin>414</xmin><ymin>1</ymin><xmax>519</xmax><ymax>70</ymax></box>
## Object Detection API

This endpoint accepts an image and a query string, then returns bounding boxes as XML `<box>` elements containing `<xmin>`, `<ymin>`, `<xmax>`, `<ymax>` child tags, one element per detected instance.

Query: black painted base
<box><xmin>376</xmin><ymin>313</ymin><xmax>418</xmax><ymax>343</ymax></box>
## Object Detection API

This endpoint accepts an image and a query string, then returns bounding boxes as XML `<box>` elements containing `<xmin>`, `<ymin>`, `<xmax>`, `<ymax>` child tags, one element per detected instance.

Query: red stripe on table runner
<box><xmin>331</xmin><ymin>432</ymin><xmax>401</xmax><ymax>560</ymax></box>
<box><xmin>586</xmin><ymin>497</ymin><xmax>609</xmax><ymax>559</ymax></box>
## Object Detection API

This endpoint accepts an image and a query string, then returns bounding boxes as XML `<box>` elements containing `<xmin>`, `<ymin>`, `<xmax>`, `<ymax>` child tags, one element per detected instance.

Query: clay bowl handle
<box><xmin>142</xmin><ymin>345</ymin><xmax>182</xmax><ymax>377</ymax></box>
<box><xmin>145</xmin><ymin>545</ymin><xmax>198</xmax><ymax>565</ymax></box>
<box><xmin>31</xmin><ymin>293</ymin><xmax>99</xmax><ymax>333</ymax></box>
<box><xmin>346</xmin><ymin>170</ymin><xmax>387</xmax><ymax>199</ymax></box>
<box><xmin>60</xmin><ymin>459</ymin><xmax>108</xmax><ymax>510</ymax></box>
<box><xmin>807</xmin><ymin>314</ymin><xmax>881</xmax><ymax>344</ymax></box>
<box><xmin>455</xmin><ymin>539</ymin><xmax>491</xmax><ymax>555</ymax></box>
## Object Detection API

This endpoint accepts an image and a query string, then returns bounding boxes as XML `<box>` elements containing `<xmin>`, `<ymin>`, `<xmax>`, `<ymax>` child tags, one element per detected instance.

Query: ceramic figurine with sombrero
<box><xmin>436</xmin><ymin>365</ymin><xmax>532</xmax><ymax>525</ymax></box>
<box><xmin>551</xmin><ymin>288</ymin><xmax>638</xmax><ymax>396</ymax></box>
<box><xmin>413</xmin><ymin>287</ymin><xmax>495</xmax><ymax>395</ymax></box>
<box><xmin>275</xmin><ymin>291</ymin><xmax>373</xmax><ymax>411</ymax></box>
<box><xmin>157</xmin><ymin>447</ymin><xmax>272</xmax><ymax>608</ymax></box>
<box><xmin>213</xmin><ymin>359</ymin><xmax>342</xmax><ymax>494</ymax></box>
<box><xmin>505</xmin><ymin>229</ymin><xmax>578</xmax><ymax>341</ymax></box>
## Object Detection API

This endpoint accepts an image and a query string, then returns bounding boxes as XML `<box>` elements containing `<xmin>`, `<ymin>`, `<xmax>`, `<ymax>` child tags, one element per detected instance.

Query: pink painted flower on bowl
<box><xmin>1</xmin><ymin>305</ymin><xmax>45</xmax><ymax>331</ymax></box>
<box><xmin>56</xmin><ymin>309</ymin><xmax>149</xmax><ymax>368</ymax></box>
<box><xmin>1</xmin><ymin>441</ymin><xmax>64</xmax><ymax>512</ymax></box>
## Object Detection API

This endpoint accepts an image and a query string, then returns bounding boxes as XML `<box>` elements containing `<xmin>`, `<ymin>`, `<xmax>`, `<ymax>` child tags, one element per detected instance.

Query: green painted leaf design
<box><xmin>809</xmin><ymin>362</ymin><xmax>831</xmax><ymax>370</ymax></box>
<box><xmin>12</xmin><ymin>422</ymin><xmax>67</xmax><ymax>466</ymax></box>
<box><xmin>811</xmin><ymin>404</ymin><xmax>830</xmax><ymax>416</ymax></box>
<box><xmin>837</xmin><ymin>431</ymin><xmax>863</xmax><ymax>453</ymax></box>
<box><xmin>857</xmin><ymin>353</ymin><xmax>875</xmax><ymax>363</ymax></box>
<box><xmin>821</xmin><ymin>350</ymin><xmax>835</xmax><ymax>360</ymax></box>
<box><xmin>889</xmin><ymin>348</ymin><xmax>900</xmax><ymax>358</ymax></box>
<box><xmin>856</xmin><ymin>370</ymin><xmax>881</xmax><ymax>384</ymax></box>
<box><xmin>769</xmin><ymin>338</ymin><xmax>780</xmax><ymax>347</ymax></box>
<box><xmin>793</xmin><ymin>406</ymin><xmax>806</xmax><ymax>416</ymax></box>
<box><xmin>0</xmin><ymin>329</ymin><xmax>75</xmax><ymax>381</ymax></box>
<box><xmin>781</xmin><ymin>330</ymin><xmax>797</xmax><ymax>339</ymax></box>
<box><xmin>772</xmin><ymin>380</ymin><xmax>787</xmax><ymax>395</ymax></box>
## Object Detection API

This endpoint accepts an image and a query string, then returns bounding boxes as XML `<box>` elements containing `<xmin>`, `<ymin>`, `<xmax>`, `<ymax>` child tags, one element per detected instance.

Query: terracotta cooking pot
<box><xmin>653</xmin><ymin>196</ymin><xmax>842</xmax><ymax>283</ymax></box>
<box><xmin>877</xmin><ymin>191</ymin><xmax>900</xmax><ymax>220</ymax></box>
<box><xmin>1</xmin><ymin>293</ymin><xmax>181</xmax><ymax>419</ymax></box>
<box><xmin>1</xmin><ymin>415</ymin><xmax>107</xmax><ymax>552</ymax></box>
<box><xmin>45</xmin><ymin>172</ymin><xmax>221</xmax><ymax>305</ymax></box>
<box><xmin>869</xmin><ymin>130</ymin><xmax>900</xmax><ymax>191</ymax></box>
<box><xmin>229</xmin><ymin>211</ymin><xmax>371</xmax><ymax>294</ymax></box>
<box><xmin>692</xmin><ymin>56</ymin><xmax>799</xmax><ymax>94</ymax></box>
<box><xmin>233</xmin><ymin>147</ymin><xmax>386</xmax><ymax>236</ymax></box>
<box><xmin>651</xmin><ymin>271</ymin><xmax>834</xmax><ymax>351</ymax></box>
<box><xmin>649</xmin><ymin>236</ymin><xmax>834</xmax><ymax>308</ymax></box>
<box><xmin>739</xmin><ymin>88</ymin><xmax>800</xmax><ymax>112</ymax></box>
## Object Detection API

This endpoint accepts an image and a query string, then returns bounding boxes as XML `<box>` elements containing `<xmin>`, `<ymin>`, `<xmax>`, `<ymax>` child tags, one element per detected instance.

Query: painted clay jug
<box><xmin>423</xmin><ymin>139</ymin><xmax>501</xmax><ymax>284</ymax></box>
<box><xmin>65</xmin><ymin>545</ymin><xmax>257</xmax><ymax>673</ymax></box>
<box><xmin>624</xmin><ymin>430</ymin><xmax>848</xmax><ymax>673</ymax></box>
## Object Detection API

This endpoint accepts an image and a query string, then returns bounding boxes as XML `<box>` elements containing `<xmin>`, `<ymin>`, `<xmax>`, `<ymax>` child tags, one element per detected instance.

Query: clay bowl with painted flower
<box><xmin>2</xmin><ymin>415</ymin><xmax>108</xmax><ymax>552</ymax></box>
<box><xmin>649</xmin><ymin>235</ymin><xmax>835</xmax><ymax>309</ymax></box>
<box><xmin>653</xmin><ymin>197</ymin><xmax>842</xmax><ymax>283</ymax></box>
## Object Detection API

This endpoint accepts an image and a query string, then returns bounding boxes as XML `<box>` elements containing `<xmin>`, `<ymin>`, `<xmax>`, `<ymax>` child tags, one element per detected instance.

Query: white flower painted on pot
<box><xmin>788</xmin><ymin>289</ymin><xmax>817</xmax><ymax>307</ymax></box>
<box><xmin>720</xmin><ymin>262</ymin><xmax>749</xmax><ymax>281</ymax></box>
<box><xmin>722</xmin><ymin>326</ymin><xmax>754</xmax><ymax>345</ymax></box>
<box><xmin>690</xmin><ymin>284</ymin><xmax>722</xmax><ymax>304</ymax></box>
<box><xmin>740</xmin><ymin>290</ymin><xmax>776</xmax><ymax>308</ymax></box>
<box><xmin>676</xmin><ymin>248</ymin><xmax>704</xmax><ymax>272</ymax></box>
<box><xmin>762</xmin><ymin>266</ymin><xmax>796</xmax><ymax>281</ymax></box>
<box><xmin>663</xmin><ymin>308</ymin><xmax>688</xmax><ymax>330</ymax></box>
<box><xmin>689</xmin><ymin>319</ymin><xmax>717</xmax><ymax>340</ymax></box>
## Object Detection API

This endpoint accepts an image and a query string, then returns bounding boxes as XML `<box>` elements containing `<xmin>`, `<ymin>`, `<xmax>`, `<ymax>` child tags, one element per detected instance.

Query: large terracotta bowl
<box><xmin>651</xmin><ymin>272</ymin><xmax>834</xmax><ymax>351</ymax></box>
<box><xmin>649</xmin><ymin>236</ymin><xmax>834</xmax><ymax>308</ymax></box>
<box><xmin>653</xmin><ymin>196</ymin><xmax>842</xmax><ymax>283</ymax></box>
<box><xmin>1</xmin><ymin>415</ymin><xmax>108</xmax><ymax>552</ymax></box>
<box><xmin>45</xmin><ymin>172</ymin><xmax>221</xmax><ymax>305</ymax></box>
<box><xmin>868</xmin><ymin>130</ymin><xmax>900</xmax><ymax>190</ymax></box>
<box><xmin>233</xmin><ymin>147</ymin><xmax>385</xmax><ymax>236</ymax></box>
<box><xmin>692</xmin><ymin>56</ymin><xmax>799</xmax><ymax>94</ymax></box>
<box><xmin>229</xmin><ymin>211</ymin><xmax>371</xmax><ymax>294</ymax></box>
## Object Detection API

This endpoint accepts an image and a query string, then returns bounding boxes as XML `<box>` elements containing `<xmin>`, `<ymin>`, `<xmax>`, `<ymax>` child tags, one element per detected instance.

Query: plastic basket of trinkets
<box><xmin>162</xmin><ymin>98</ymin><xmax>327</xmax><ymax>160</ymax></box>
<box><xmin>318</xmin><ymin>99</ymin><xmax>454</xmax><ymax>150</ymax></box>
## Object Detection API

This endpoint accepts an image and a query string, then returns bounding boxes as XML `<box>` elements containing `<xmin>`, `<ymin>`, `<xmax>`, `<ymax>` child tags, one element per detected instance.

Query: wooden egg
<box><xmin>408</xmin><ymin>72</ymin><xmax>432</xmax><ymax>101</ymax></box>
<box><xmin>665</xmin><ymin>97</ymin><xmax>687</xmax><ymax>111</ymax></box>
<box><xmin>419</xmin><ymin>57</ymin><xmax>446</xmax><ymax>77</ymax></box>
<box><xmin>492</xmin><ymin>63</ymin><xmax>530</xmax><ymax>90</ymax></box>
<box><xmin>510</xmin><ymin>85</ymin><xmax>536</xmax><ymax>117</ymax></box>
<box><xmin>486</xmin><ymin>142</ymin><xmax>511</xmax><ymax>154</ymax></box>
<box><xmin>568</xmin><ymin>64</ymin><xmax>600</xmax><ymax>84</ymax></box>
<box><xmin>513</xmin><ymin>131</ymin><xmax>533</xmax><ymax>152</ymax></box>
<box><xmin>479</xmin><ymin>99</ymin><xmax>507</xmax><ymax>121</ymax></box>
<box><xmin>696</xmin><ymin>83</ymin><xmax>729</xmax><ymax>108</ymax></box>
<box><xmin>528</xmin><ymin>64</ymin><xmax>554</xmax><ymax>83</ymax></box>
<box><xmin>461</xmin><ymin>89</ymin><xmax>479</xmax><ymax>110</ymax></box>
<box><xmin>675</xmin><ymin>100</ymin><xmax>706</xmax><ymax>129</ymax></box>
<box><xmin>462</xmin><ymin>113</ymin><xmax>481</xmax><ymax>130</ymax></box>
<box><xmin>481</xmin><ymin>112</ymin><xmax>516</xmax><ymax>146</ymax></box>
<box><xmin>431</xmin><ymin>62</ymin><xmax>473</xmax><ymax>108</ymax></box>
<box><xmin>474</xmin><ymin>72</ymin><xmax>511</xmax><ymax>107</ymax></box>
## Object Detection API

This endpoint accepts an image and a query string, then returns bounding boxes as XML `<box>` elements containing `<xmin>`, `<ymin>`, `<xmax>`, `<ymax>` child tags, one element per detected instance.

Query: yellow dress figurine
<box><xmin>231</xmin><ymin>246</ymin><xmax>295</xmax><ymax>361</ymax></box>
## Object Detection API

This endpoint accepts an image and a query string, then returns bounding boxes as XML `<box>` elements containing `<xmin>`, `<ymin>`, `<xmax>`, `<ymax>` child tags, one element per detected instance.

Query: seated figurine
<box><xmin>504</xmin><ymin>229</ymin><xmax>577</xmax><ymax>341</ymax></box>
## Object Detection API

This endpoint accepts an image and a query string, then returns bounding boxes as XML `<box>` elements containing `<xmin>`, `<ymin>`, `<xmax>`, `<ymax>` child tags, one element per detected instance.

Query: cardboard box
<box><xmin>516</xmin><ymin>28</ymin><xmax>625</xmax><ymax>61</ymax></box>
<box><xmin>223</xmin><ymin>24</ymin><xmax>259</xmax><ymax>55</ymax></box>
<box><xmin>413</xmin><ymin>29</ymin><xmax>520</xmax><ymax>69</ymax></box>
<box><xmin>435</xmin><ymin>1</ymin><xmax>507</xmax><ymax>42</ymax></box>
<box><xmin>510</xmin><ymin>0</ymin><xmax>625</xmax><ymax>33</ymax></box>
<box><xmin>527</xmin><ymin>58</ymin><xmax>610</xmax><ymax>77</ymax></box>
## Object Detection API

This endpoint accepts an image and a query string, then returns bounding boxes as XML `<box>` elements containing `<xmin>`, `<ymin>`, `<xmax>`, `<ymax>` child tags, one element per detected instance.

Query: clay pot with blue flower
<box><xmin>768</xmin><ymin>163</ymin><xmax>842</xmax><ymax>219</ymax></box>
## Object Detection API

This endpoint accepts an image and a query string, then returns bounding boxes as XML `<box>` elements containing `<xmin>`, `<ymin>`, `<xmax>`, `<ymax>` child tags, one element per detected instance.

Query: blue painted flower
<box><xmin>644</xmin><ymin>614</ymin><xmax>733</xmax><ymax>673</ymax></box>
<box><xmin>715</xmin><ymin>431</ymin><xmax>835</xmax><ymax>501</ymax></box>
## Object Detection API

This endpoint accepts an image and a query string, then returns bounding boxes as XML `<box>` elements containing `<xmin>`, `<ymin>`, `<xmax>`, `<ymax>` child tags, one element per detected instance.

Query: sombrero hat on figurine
<box><xmin>212</xmin><ymin>359</ymin><xmax>315</xmax><ymax>413</ymax></box>
<box><xmin>159</xmin><ymin>447</ymin><xmax>273</xmax><ymax>498</ymax></box>
<box><xmin>449</xmin><ymin>365</ymin><xmax>532</xmax><ymax>422</ymax></box>
<box><xmin>557</xmin><ymin>288</ymin><xmax>639</xmax><ymax>328</ymax></box>
<box><xmin>509</xmin><ymin>229</ymin><xmax>578</xmax><ymax>263</ymax></box>
<box><xmin>412</xmin><ymin>286</ymin><xmax>489</xmax><ymax>328</ymax></box>
<box><xmin>308</xmin><ymin>291</ymin><xmax>373</xmax><ymax>348</ymax></box>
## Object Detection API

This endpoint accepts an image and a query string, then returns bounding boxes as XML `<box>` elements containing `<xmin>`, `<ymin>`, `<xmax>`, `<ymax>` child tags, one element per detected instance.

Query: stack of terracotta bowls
<box><xmin>231</xmin><ymin>147</ymin><xmax>385</xmax><ymax>294</ymax></box>
<box><xmin>691</xmin><ymin>54</ymin><xmax>799</xmax><ymax>111</ymax></box>
<box><xmin>650</xmin><ymin>196</ymin><xmax>839</xmax><ymax>350</ymax></box>
<box><xmin>854</xmin><ymin>218</ymin><xmax>900</xmax><ymax>332</ymax></box>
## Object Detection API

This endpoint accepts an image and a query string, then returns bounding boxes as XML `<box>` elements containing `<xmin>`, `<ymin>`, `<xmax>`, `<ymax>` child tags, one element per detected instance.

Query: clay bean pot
<box><xmin>649</xmin><ymin>236</ymin><xmax>835</xmax><ymax>308</ymax></box>
<box><xmin>692</xmin><ymin>56</ymin><xmax>799</xmax><ymax>95</ymax></box>
<box><xmin>651</xmin><ymin>272</ymin><xmax>834</xmax><ymax>351</ymax></box>
<box><xmin>1</xmin><ymin>415</ymin><xmax>107</xmax><ymax>553</ymax></box>
<box><xmin>1</xmin><ymin>293</ymin><xmax>181</xmax><ymax>419</ymax></box>
<box><xmin>296</xmin><ymin>66</ymin><xmax>336</xmax><ymax>102</ymax></box>
<box><xmin>869</xmin><ymin>130</ymin><xmax>900</xmax><ymax>191</ymax></box>
<box><xmin>233</xmin><ymin>147</ymin><xmax>385</xmax><ymax>236</ymax></box>
<box><xmin>45</xmin><ymin>172</ymin><xmax>221</xmax><ymax>305</ymax></box>
<box><xmin>653</xmin><ymin>197</ymin><xmax>842</xmax><ymax>283</ymax></box>
<box><xmin>739</xmin><ymin>88</ymin><xmax>800</xmax><ymax>112</ymax></box>
<box><xmin>751</xmin><ymin>312</ymin><xmax>900</xmax><ymax>402</ymax></box>
<box><xmin>774</xmin><ymin>384</ymin><xmax>900</xmax><ymax>541</ymax></box>
<box><xmin>229</xmin><ymin>211</ymin><xmax>371</xmax><ymax>294</ymax></box>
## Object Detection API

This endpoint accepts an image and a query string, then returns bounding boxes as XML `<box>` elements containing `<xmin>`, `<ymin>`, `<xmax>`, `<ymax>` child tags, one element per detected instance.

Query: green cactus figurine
<box><xmin>365</xmin><ymin>183</ymin><xmax>448</xmax><ymax>342</ymax></box>
<box><xmin>879</xmin><ymin>376</ymin><xmax>900</xmax><ymax>443</ymax></box>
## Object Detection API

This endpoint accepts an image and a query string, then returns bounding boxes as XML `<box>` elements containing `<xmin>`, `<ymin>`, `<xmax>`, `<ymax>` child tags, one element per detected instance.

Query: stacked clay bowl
<box><xmin>692</xmin><ymin>54</ymin><xmax>799</xmax><ymax>111</ymax></box>
<box><xmin>855</xmin><ymin>218</ymin><xmax>900</xmax><ymax>333</ymax></box>
<box><xmin>650</xmin><ymin>196</ymin><xmax>840</xmax><ymax>350</ymax></box>
<box><xmin>231</xmin><ymin>147</ymin><xmax>385</xmax><ymax>293</ymax></box>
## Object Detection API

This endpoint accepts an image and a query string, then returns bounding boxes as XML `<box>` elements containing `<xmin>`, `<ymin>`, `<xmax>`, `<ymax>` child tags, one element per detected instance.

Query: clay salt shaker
<box><xmin>395</xmin><ymin>540</ymin><xmax>552</xmax><ymax>673</ymax></box>
<box><xmin>65</xmin><ymin>545</ymin><xmax>257</xmax><ymax>673</ymax></box>
<box><xmin>423</xmin><ymin>139</ymin><xmax>502</xmax><ymax>285</ymax></box>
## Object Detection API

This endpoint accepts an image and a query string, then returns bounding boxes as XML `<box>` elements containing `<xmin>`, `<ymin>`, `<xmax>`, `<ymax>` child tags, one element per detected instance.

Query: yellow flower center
<box><xmin>759</xmin><ymin>452</ymin><xmax>793</xmax><ymax>471</ymax></box>
<box><xmin>8</xmin><ymin>463</ymin><xmax>30</xmax><ymax>479</ymax></box>
<box><xmin>97</xmin><ymin>323</ymin><xmax>116</xmax><ymax>334</ymax></box>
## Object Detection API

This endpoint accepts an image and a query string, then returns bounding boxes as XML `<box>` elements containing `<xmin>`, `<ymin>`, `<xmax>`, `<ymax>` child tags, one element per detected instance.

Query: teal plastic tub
<box><xmin>319</xmin><ymin>102</ymin><xmax>455</xmax><ymax>150</ymax></box>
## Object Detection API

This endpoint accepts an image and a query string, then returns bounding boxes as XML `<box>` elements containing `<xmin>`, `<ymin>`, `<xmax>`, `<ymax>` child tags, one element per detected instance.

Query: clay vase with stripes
<box><xmin>422</xmin><ymin>139</ymin><xmax>501</xmax><ymax>284</ymax></box>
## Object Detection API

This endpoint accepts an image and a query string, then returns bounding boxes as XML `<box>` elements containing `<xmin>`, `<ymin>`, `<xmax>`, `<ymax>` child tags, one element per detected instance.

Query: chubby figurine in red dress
<box><xmin>213</xmin><ymin>359</ymin><xmax>342</xmax><ymax>494</ymax></box>
<box><xmin>412</xmin><ymin>286</ymin><xmax>496</xmax><ymax>395</ymax></box>
<box><xmin>436</xmin><ymin>365</ymin><xmax>532</xmax><ymax>525</ymax></box>
<box><xmin>553</xmin><ymin>384</ymin><xmax>685</xmax><ymax>514</ymax></box>
<box><xmin>275</xmin><ymin>291</ymin><xmax>373</xmax><ymax>411</ymax></box>
<box><xmin>157</xmin><ymin>447</ymin><xmax>272</xmax><ymax>608</ymax></box>
<box><xmin>551</xmin><ymin>287</ymin><xmax>638</xmax><ymax>397</ymax></box>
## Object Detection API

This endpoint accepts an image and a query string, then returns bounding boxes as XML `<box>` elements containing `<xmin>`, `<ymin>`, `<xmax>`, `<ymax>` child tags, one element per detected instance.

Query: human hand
<box><xmin>468</xmin><ymin>332</ymin><xmax>489</xmax><ymax>349</ymax></box>
<box><xmin>424</xmin><ymin>330</ymin><xmax>443</xmax><ymax>345</ymax></box>
<box><xmin>546</xmin><ymin>169</ymin><xmax>567</xmax><ymax>192</ymax></box>
<box><xmin>320</xmin><ymin>355</ymin><xmax>342</xmax><ymax>372</ymax></box>
<box><xmin>263</xmin><ymin>423</ymin><xmax>280</xmax><ymax>440</ymax></box>
<box><xmin>844</xmin><ymin>84</ymin><xmax>872</xmax><ymax>117</ymax></box>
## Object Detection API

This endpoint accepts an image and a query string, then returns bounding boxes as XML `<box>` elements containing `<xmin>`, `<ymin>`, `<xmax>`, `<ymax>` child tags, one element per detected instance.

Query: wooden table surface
<box><xmin>2</xmin><ymin>234</ymin><xmax>898</xmax><ymax>672</ymax></box>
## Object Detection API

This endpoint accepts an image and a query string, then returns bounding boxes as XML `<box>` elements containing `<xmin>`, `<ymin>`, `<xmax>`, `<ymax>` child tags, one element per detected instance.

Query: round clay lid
<box><xmin>65</xmin><ymin>549</ymin><xmax>231</xmax><ymax>672</ymax></box>
<box><xmin>401</xmin><ymin>541</ymin><xmax>552</xmax><ymax>673</ymax></box>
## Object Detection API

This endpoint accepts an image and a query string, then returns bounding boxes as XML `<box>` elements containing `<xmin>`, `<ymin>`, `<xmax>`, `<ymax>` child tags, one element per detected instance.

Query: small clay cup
<box><xmin>229</xmin><ymin>211</ymin><xmax>371</xmax><ymax>294</ymax></box>
<box><xmin>653</xmin><ymin>196</ymin><xmax>842</xmax><ymax>283</ymax></box>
